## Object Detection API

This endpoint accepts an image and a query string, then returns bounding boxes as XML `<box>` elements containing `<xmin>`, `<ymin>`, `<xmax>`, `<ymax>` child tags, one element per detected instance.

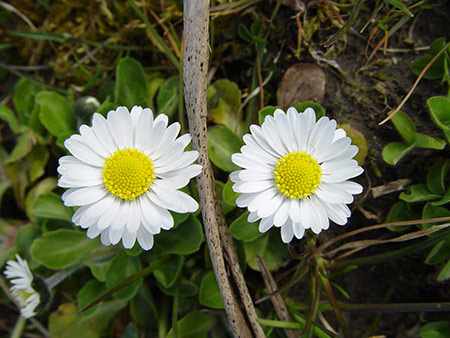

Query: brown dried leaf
<box><xmin>277</xmin><ymin>63</ymin><xmax>326</xmax><ymax>108</ymax></box>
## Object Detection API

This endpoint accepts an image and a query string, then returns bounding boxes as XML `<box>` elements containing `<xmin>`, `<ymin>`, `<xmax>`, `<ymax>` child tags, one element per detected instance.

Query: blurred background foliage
<box><xmin>0</xmin><ymin>0</ymin><xmax>450</xmax><ymax>337</ymax></box>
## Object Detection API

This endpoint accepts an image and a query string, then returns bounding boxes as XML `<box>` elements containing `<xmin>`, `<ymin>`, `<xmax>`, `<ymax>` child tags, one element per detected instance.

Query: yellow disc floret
<box><xmin>103</xmin><ymin>148</ymin><xmax>155</xmax><ymax>201</ymax></box>
<box><xmin>274</xmin><ymin>152</ymin><xmax>322</xmax><ymax>199</ymax></box>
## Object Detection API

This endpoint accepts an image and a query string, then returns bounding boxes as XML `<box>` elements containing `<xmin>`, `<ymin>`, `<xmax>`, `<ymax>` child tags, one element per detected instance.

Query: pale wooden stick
<box><xmin>183</xmin><ymin>2</ymin><xmax>254</xmax><ymax>337</ymax></box>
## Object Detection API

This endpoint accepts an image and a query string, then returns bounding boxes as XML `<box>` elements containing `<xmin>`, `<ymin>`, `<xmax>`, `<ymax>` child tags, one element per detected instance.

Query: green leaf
<box><xmin>415</xmin><ymin>133</ymin><xmax>446</xmax><ymax>150</ymax></box>
<box><xmin>25</xmin><ymin>177</ymin><xmax>57</xmax><ymax>220</ymax></box>
<box><xmin>340</xmin><ymin>124</ymin><xmax>369</xmax><ymax>165</ymax></box>
<box><xmin>5</xmin><ymin>130</ymin><xmax>35</xmax><ymax>163</ymax></box>
<box><xmin>152</xmin><ymin>255</ymin><xmax>184</xmax><ymax>288</ymax></box>
<box><xmin>32</xmin><ymin>192</ymin><xmax>73</xmax><ymax>221</ymax></box>
<box><xmin>428</xmin><ymin>96</ymin><xmax>450</xmax><ymax>140</ymax></box>
<box><xmin>156</xmin><ymin>76</ymin><xmax>179</xmax><ymax>118</ymax></box>
<box><xmin>208</xmin><ymin>125</ymin><xmax>242</xmax><ymax>172</ymax></box>
<box><xmin>222</xmin><ymin>179</ymin><xmax>238</xmax><ymax>208</ymax></box>
<box><xmin>167</xmin><ymin>311</ymin><xmax>215</xmax><ymax>338</ymax></box>
<box><xmin>49</xmin><ymin>301</ymin><xmax>126</xmax><ymax>338</ymax></box>
<box><xmin>400</xmin><ymin>184</ymin><xmax>441</xmax><ymax>203</ymax></box>
<box><xmin>437</xmin><ymin>259</ymin><xmax>450</xmax><ymax>282</ymax></box>
<box><xmin>36</xmin><ymin>91</ymin><xmax>74</xmax><ymax>140</ymax></box>
<box><xmin>422</xmin><ymin>203</ymin><xmax>450</xmax><ymax>229</ymax></box>
<box><xmin>230</xmin><ymin>212</ymin><xmax>263</xmax><ymax>242</ymax></box>
<box><xmin>384</xmin><ymin>0</ymin><xmax>413</xmax><ymax>17</ymax></box>
<box><xmin>385</xmin><ymin>201</ymin><xmax>414</xmax><ymax>232</ymax></box>
<box><xmin>382</xmin><ymin>142</ymin><xmax>415</xmax><ymax>166</ymax></box>
<box><xmin>106</xmin><ymin>253</ymin><xmax>142</xmax><ymax>301</ymax></box>
<box><xmin>13</xmin><ymin>78</ymin><xmax>42</xmax><ymax>123</ymax></box>
<box><xmin>147</xmin><ymin>75</ymin><xmax>165</xmax><ymax>109</ymax></box>
<box><xmin>391</xmin><ymin>111</ymin><xmax>416</xmax><ymax>144</ymax></box>
<box><xmin>425</xmin><ymin>240</ymin><xmax>450</xmax><ymax>265</ymax></box>
<box><xmin>216</xmin><ymin>180</ymin><xmax>234</xmax><ymax>214</ymax></box>
<box><xmin>163</xmin><ymin>279</ymin><xmax>198</xmax><ymax>298</ymax></box>
<box><xmin>0</xmin><ymin>181</ymin><xmax>10</xmax><ymax>206</ymax></box>
<box><xmin>431</xmin><ymin>189</ymin><xmax>450</xmax><ymax>206</ymax></box>
<box><xmin>199</xmin><ymin>271</ymin><xmax>224</xmax><ymax>309</ymax></box>
<box><xmin>427</xmin><ymin>160</ymin><xmax>449</xmax><ymax>195</ymax></box>
<box><xmin>28</xmin><ymin>145</ymin><xmax>50</xmax><ymax>182</ymax></box>
<box><xmin>258</xmin><ymin>106</ymin><xmax>277</xmax><ymax>124</ymax></box>
<box><xmin>77</xmin><ymin>280</ymin><xmax>106</xmax><ymax>310</ymax></box>
<box><xmin>209</xmin><ymin>79</ymin><xmax>242</xmax><ymax>134</ymax></box>
<box><xmin>87</xmin><ymin>259</ymin><xmax>113</xmax><ymax>282</ymax></box>
<box><xmin>115</xmin><ymin>57</ymin><xmax>149</xmax><ymax>108</ymax></box>
<box><xmin>0</xmin><ymin>104</ymin><xmax>20</xmax><ymax>133</ymax></box>
<box><xmin>412</xmin><ymin>38</ymin><xmax>448</xmax><ymax>80</ymax></box>
<box><xmin>152</xmin><ymin>216</ymin><xmax>204</xmax><ymax>256</ymax></box>
<box><xmin>31</xmin><ymin>229</ymin><xmax>99</xmax><ymax>269</ymax></box>
<box><xmin>244</xmin><ymin>231</ymin><xmax>289</xmax><ymax>271</ymax></box>
<box><xmin>292</xmin><ymin>101</ymin><xmax>326</xmax><ymax>118</ymax></box>
<box><xmin>420</xmin><ymin>321</ymin><xmax>450</xmax><ymax>338</ymax></box>
<box><xmin>16</xmin><ymin>224</ymin><xmax>40</xmax><ymax>260</ymax></box>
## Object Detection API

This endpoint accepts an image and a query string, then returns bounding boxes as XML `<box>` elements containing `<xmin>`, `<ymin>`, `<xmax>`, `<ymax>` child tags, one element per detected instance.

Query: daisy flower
<box><xmin>230</xmin><ymin>107</ymin><xmax>363</xmax><ymax>243</ymax></box>
<box><xmin>4</xmin><ymin>255</ymin><xmax>40</xmax><ymax>318</ymax></box>
<box><xmin>57</xmin><ymin>106</ymin><xmax>201</xmax><ymax>250</ymax></box>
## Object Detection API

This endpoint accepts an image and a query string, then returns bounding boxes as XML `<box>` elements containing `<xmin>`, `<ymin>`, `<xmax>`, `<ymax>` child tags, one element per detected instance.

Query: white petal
<box><xmin>78</xmin><ymin>194</ymin><xmax>116</xmax><ymax>228</ymax></box>
<box><xmin>135</xmin><ymin>107</ymin><xmax>154</xmax><ymax>149</ymax></box>
<box><xmin>322</xmin><ymin>166</ymin><xmax>364</xmax><ymax>183</ymax></box>
<box><xmin>256</xmin><ymin>193</ymin><xmax>283</xmax><ymax>218</ymax></box>
<box><xmin>62</xmin><ymin>186</ymin><xmax>107</xmax><ymax>206</ymax></box>
<box><xmin>280</xmin><ymin>222</ymin><xmax>294</xmax><ymax>243</ymax></box>
<box><xmin>316</xmin><ymin>137</ymin><xmax>351</xmax><ymax>163</ymax></box>
<box><xmin>152</xmin><ymin>122</ymin><xmax>181</xmax><ymax>160</ymax></box>
<box><xmin>139</xmin><ymin>195</ymin><xmax>164</xmax><ymax>234</ymax></box>
<box><xmin>333</xmin><ymin>128</ymin><xmax>346</xmax><ymax>141</ymax></box>
<box><xmin>79</xmin><ymin>125</ymin><xmax>109</xmax><ymax>157</ymax></box>
<box><xmin>107</xmin><ymin>106</ymin><xmax>133</xmax><ymax>148</ymax></box>
<box><xmin>288</xmin><ymin>199</ymin><xmax>302</xmax><ymax>223</ymax></box>
<box><xmin>273</xmin><ymin>201</ymin><xmax>289</xmax><ymax>227</ymax></box>
<box><xmin>233</xmin><ymin>180</ymin><xmax>274</xmax><ymax>194</ymax></box>
<box><xmin>248</xmin><ymin>211</ymin><xmax>260</xmax><ymax>223</ymax></box>
<box><xmin>247</xmin><ymin>188</ymin><xmax>277</xmax><ymax>212</ymax></box>
<box><xmin>155</xmin><ymin>151</ymin><xmax>199</xmax><ymax>173</ymax></box>
<box><xmin>91</xmin><ymin>113</ymin><xmax>117</xmax><ymax>153</ymax></box>
<box><xmin>293</xmin><ymin>223</ymin><xmax>305</xmax><ymax>239</ymax></box>
<box><xmin>259</xmin><ymin>216</ymin><xmax>274</xmax><ymax>233</ymax></box>
<box><xmin>137</xmin><ymin>227</ymin><xmax>154</xmax><ymax>250</ymax></box>
<box><xmin>149</xmin><ymin>182</ymin><xmax>199</xmax><ymax>213</ymax></box>
<box><xmin>315</xmin><ymin>183</ymin><xmax>354</xmax><ymax>204</ymax></box>
<box><xmin>58</xmin><ymin>175</ymin><xmax>103</xmax><ymax>188</ymax></box>
<box><xmin>97</xmin><ymin>197</ymin><xmax>122</xmax><ymax>231</ymax></box>
<box><xmin>64</xmin><ymin>135</ymin><xmax>104</xmax><ymax>167</ymax></box>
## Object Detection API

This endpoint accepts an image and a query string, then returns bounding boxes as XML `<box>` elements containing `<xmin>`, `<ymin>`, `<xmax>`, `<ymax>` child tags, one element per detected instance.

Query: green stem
<box><xmin>257</xmin><ymin>318</ymin><xmax>333</xmax><ymax>338</ymax></box>
<box><xmin>304</xmin><ymin>267</ymin><xmax>321</xmax><ymax>338</ymax></box>
<box><xmin>11</xmin><ymin>316</ymin><xmax>26</xmax><ymax>338</ymax></box>
<box><xmin>158</xmin><ymin>297</ymin><xmax>169</xmax><ymax>338</ymax></box>
<box><xmin>171</xmin><ymin>291</ymin><xmax>179</xmax><ymax>338</ymax></box>
<box><xmin>80</xmin><ymin>263</ymin><xmax>155</xmax><ymax>312</ymax></box>
<box><xmin>257</xmin><ymin>318</ymin><xmax>302</xmax><ymax>330</ymax></box>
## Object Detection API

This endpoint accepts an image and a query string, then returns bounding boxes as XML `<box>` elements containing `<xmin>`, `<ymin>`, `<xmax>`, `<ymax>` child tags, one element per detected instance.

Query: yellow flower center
<box><xmin>273</xmin><ymin>152</ymin><xmax>322</xmax><ymax>199</ymax></box>
<box><xmin>103</xmin><ymin>148</ymin><xmax>155</xmax><ymax>201</ymax></box>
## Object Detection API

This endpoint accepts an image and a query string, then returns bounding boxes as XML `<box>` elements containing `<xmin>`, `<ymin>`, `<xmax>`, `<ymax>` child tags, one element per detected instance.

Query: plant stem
<box><xmin>379</xmin><ymin>42</ymin><xmax>450</xmax><ymax>125</ymax></box>
<box><xmin>11</xmin><ymin>316</ymin><xmax>26</xmax><ymax>338</ymax></box>
<box><xmin>257</xmin><ymin>318</ymin><xmax>333</xmax><ymax>338</ymax></box>
<box><xmin>158</xmin><ymin>297</ymin><xmax>168</xmax><ymax>338</ymax></box>
<box><xmin>332</xmin><ymin>227</ymin><xmax>450</xmax><ymax>269</ymax></box>
<box><xmin>318</xmin><ymin>216</ymin><xmax>450</xmax><ymax>253</ymax></box>
<box><xmin>171</xmin><ymin>291</ymin><xmax>179</xmax><ymax>338</ymax></box>
<box><xmin>338</xmin><ymin>301</ymin><xmax>450</xmax><ymax>313</ymax></box>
